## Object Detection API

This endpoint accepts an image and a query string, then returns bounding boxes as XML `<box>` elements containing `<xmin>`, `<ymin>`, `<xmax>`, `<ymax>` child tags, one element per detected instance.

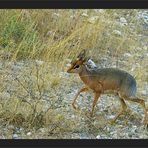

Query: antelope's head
<box><xmin>67</xmin><ymin>49</ymin><xmax>89</xmax><ymax>74</ymax></box>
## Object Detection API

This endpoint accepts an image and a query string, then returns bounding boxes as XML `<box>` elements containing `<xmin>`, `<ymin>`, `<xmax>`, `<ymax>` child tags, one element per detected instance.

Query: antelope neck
<box><xmin>79</xmin><ymin>64</ymin><xmax>90</xmax><ymax>83</ymax></box>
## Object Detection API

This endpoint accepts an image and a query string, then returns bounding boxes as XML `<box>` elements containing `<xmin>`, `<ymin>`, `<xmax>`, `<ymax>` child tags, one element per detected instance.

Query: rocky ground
<box><xmin>0</xmin><ymin>51</ymin><xmax>148</xmax><ymax>139</ymax></box>
<box><xmin>0</xmin><ymin>9</ymin><xmax>148</xmax><ymax>139</ymax></box>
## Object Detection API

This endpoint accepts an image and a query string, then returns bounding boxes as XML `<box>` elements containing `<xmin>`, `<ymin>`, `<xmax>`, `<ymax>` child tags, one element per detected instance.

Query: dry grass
<box><xmin>0</xmin><ymin>9</ymin><xmax>147</xmax><ymax>139</ymax></box>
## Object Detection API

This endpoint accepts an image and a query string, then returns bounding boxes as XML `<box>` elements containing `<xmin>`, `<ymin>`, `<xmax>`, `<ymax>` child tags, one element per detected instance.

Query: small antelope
<box><xmin>67</xmin><ymin>49</ymin><xmax>148</xmax><ymax>124</ymax></box>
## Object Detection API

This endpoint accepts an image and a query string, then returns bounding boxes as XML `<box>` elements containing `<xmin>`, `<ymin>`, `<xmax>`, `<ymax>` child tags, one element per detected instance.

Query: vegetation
<box><xmin>0</xmin><ymin>9</ymin><xmax>147</xmax><ymax>139</ymax></box>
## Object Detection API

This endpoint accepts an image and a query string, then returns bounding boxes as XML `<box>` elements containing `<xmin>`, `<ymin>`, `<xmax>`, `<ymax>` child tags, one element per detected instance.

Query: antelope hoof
<box><xmin>90</xmin><ymin>111</ymin><xmax>95</xmax><ymax>117</ymax></box>
<box><xmin>72</xmin><ymin>103</ymin><xmax>77</xmax><ymax>110</ymax></box>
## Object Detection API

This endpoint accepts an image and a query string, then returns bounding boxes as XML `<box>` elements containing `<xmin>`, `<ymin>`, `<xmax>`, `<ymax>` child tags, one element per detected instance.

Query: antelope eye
<box><xmin>74</xmin><ymin>65</ymin><xmax>79</xmax><ymax>69</ymax></box>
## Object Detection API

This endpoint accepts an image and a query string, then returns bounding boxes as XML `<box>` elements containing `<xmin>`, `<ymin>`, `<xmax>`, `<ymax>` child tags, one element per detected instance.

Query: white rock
<box><xmin>98</xmin><ymin>9</ymin><xmax>105</xmax><ymax>13</ymax></box>
<box><xmin>13</xmin><ymin>134</ymin><xmax>18</xmax><ymax>139</ymax></box>
<box><xmin>140</xmin><ymin>90</ymin><xmax>147</xmax><ymax>96</ymax></box>
<box><xmin>19</xmin><ymin>128</ymin><xmax>23</xmax><ymax>131</ymax></box>
<box><xmin>27</xmin><ymin>132</ymin><xmax>32</xmax><ymax>136</ymax></box>
<box><xmin>139</xmin><ymin>135</ymin><xmax>144</xmax><ymax>138</ymax></box>
<box><xmin>70</xmin><ymin>15</ymin><xmax>75</xmax><ymax>19</ymax></box>
<box><xmin>131</xmin><ymin>63</ymin><xmax>140</xmax><ymax>72</ymax></box>
<box><xmin>81</xmin><ymin>13</ymin><xmax>88</xmax><ymax>17</ymax></box>
<box><xmin>53</xmin><ymin>13</ymin><xmax>60</xmax><ymax>17</ymax></box>
<box><xmin>39</xmin><ymin>128</ymin><xmax>45</xmax><ymax>133</ymax></box>
<box><xmin>35</xmin><ymin>60</ymin><xmax>44</xmax><ymax>66</ymax></box>
<box><xmin>8</xmin><ymin>125</ymin><xmax>14</xmax><ymax>130</ymax></box>
<box><xmin>107</xmin><ymin>115</ymin><xmax>115</xmax><ymax>119</ymax></box>
<box><xmin>112</xmin><ymin>30</ymin><xmax>122</xmax><ymax>36</ymax></box>
<box><xmin>96</xmin><ymin>135</ymin><xmax>101</xmax><ymax>139</ymax></box>
<box><xmin>143</xmin><ymin>46</ymin><xmax>147</xmax><ymax>50</ymax></box>
<box><xmin>88</xmin><ymin>16</ymin><xmax>99</xmax><ymax>24</ymax></box>
<box><xmin>123</xmin><ymin>53</ymin><xmax>132</xmax><ymax>57</ymax></box>
<box><xmin>71</xmin><ymin>115</ymin><xmax>75</xmax><ymax>118</ymax></box>
<box><xmin>96</xmin><ymin>135</ymin><xmax>109</xmax><ymax>139</ymax></box>
<box><xmin>120</xmin><ymin>17</ymin><xmax>127</xmax><ymax>24</ymax></box>
<box><xmin>87</xmin><ymin>59</ymin><xmax>97</xmax><ymax>68</ymax></box>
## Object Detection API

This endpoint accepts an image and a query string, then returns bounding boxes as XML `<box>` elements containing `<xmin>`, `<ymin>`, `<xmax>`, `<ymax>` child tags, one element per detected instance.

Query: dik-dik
<box><xmin>67</xmin><ymin>50</ymin><xmax>148</xmax><ymax>125</ymax></box>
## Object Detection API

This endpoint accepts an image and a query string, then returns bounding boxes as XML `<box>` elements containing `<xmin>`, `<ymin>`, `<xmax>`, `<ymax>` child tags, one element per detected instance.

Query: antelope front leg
<box><xmin>72</xmin><ymin>86</ymin><xmax>89</xmax><ymax>110</ymax></box>
<box><xmin>90</xmin><ymin>92</ymin><xmax>101</xmax><ymax>117</ymax></box>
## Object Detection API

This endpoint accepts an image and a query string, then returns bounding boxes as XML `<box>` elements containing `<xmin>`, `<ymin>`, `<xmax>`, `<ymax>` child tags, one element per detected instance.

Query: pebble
<box><xmin>112</xmin><ymin>30</ymin><xmax>122</xmax><ymax>36</ymax></box>
<box><xmin>35</xmin><ymin>60</ymin><xmax>44</xmax><ymax>66</ymax></box>
<box><xmin>53</xmin><ymin>13</ymin><xmax>60</xmax><ymax>17</ymax></box>
<box><xmin>87</xmin><ymin>59</ymin><xmax>97</xmax><ymax>68</ymax></box>
<box><xmin>143</xmin><ymin>46</ymin><xmax>147</xmax><ymax>50</ymax></box>
<box><xmin>107</xmin><ymin>115</ymin><xmax>115</xmax><ymax>119</ymax></box>
<box><xmin>8</xmin><ymin>125</ymin><xmax>15</xmax><ymax>130</ymax></box>
<box><xmin>123</xmin><ymin>53</ymin><xmax>132</xmax><ymax>57</ymax></box>
<box><xmin>88</xmin><ymin>16</ymin><xmax>99</xmax><ymax>24</ymax></box>
<box><xmin>81</xmin><ymin>13</ymin><xmax>88</xmax><ymax>17</ymax></box>
<box><xmin>13</xmin><ymin>134</ymin><xmax>18</xmax><ymax>139</ymax></box>
<box><xmin>27</xmin><ymin>132</ymin><xmax>32</xmax><ymax>136</ymax></box>
<box><xmin>120</xmin><ymin>17</ymin><xmax>127</xmax><ymax>23</ymax></box>
<box><xmin>39</xmin><ymin>128</ymin><xmax>45</xmax><ymax>133</ymax></box>
<box><xmin>96</xmin><ymin>134</ymin><xmax>109</xmax><ymax>139</ymax></box>
<box><xmin>140</xmin><ymin>90</ymin><xmax>147</xmax><ymax>96</ymax></box>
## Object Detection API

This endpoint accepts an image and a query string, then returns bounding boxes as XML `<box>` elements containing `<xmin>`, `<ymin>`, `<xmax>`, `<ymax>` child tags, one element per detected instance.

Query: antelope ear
<box><xmin>83</xmin><ymin>56</ymin><xmax>90</xmax><ymax>63</ymax></box>
<box><xmin>77</xmin><ymin>49</ymin><xmax>86</xmax><ymax>60</ymax></box>
<box><xmin>70</xmin><ymin>59</ymin><xmax>74</xmax><ymax>64</ymax></box>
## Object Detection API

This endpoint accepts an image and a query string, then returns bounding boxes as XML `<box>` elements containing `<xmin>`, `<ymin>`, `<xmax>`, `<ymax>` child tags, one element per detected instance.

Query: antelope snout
<box><xmin>66</xmin><ymin>63</ymin><xmax>73</xmax><ymax>73</ymax></box>
<box><xmin>67</xmin><ymin>68</ymin><xmax>72</xmax><ymax>73</ymax></box>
